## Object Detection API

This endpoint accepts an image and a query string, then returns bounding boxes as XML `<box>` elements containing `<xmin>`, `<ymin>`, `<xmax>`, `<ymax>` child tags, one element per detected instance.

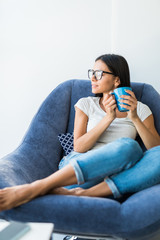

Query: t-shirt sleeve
<box><xmin>74</xmin><ymin>97</ymin><xmax>89</xmax><ymax>116</ymax></box>
<box><xmin>137</xmin><ymin>101</ymin><xmax>152</xmax><ymax>122</ymax></box>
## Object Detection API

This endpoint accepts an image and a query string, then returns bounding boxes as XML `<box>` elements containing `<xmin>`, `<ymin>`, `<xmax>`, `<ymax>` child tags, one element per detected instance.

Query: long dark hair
<box><xmin>95</xmin><ymin>54</ymin><xmax>131</xmax><ymax>88</ymax></box>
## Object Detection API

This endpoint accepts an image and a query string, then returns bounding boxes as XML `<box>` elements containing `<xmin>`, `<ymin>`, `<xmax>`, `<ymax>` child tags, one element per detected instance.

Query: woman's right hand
<box><xmin>102</xmin><ymin>94</ymin><xmax>117</xmax><ymax>120</ymax></box>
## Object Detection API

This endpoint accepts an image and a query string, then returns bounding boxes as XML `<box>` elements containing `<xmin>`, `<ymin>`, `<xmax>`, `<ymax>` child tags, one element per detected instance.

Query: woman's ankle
<box><xmin>30</xmin><ymin>180</ymin><xmax>47</xmax><ymax>196</ymax></box>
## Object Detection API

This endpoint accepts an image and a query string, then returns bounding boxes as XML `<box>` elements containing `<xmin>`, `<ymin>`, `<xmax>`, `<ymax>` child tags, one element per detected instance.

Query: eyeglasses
<box><xmin>88</xmin><ymin>69</ymin><xmax>114</xmax><ymax>81</ymax></box>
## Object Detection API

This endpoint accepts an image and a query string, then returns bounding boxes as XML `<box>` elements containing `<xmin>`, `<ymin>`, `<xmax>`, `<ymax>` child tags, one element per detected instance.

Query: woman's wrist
<box><xmin>105</xmin><ymin>114</ymin><xmax>115</xmax><ymax>123</ymax></box>
<box><xmin>130</xmin><ymin>115</ymin><xmax>140</xmax><ymax>123</ymax></box>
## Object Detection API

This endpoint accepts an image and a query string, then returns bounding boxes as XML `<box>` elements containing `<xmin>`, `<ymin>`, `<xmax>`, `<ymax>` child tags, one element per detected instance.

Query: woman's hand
<box><xmin>119</xmin><ymin>90</ymin><xmax>138</xmax><ymax>120</ymax></box>
<box><xmin>102</xmin><ymin>94</ymin><xmax>117</xmax><ymax>120</ymax></box>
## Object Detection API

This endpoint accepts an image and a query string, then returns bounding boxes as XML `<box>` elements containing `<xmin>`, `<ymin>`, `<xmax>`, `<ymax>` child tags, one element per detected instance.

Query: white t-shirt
<box><xmin>74</xmin><ymin>96</ymin><xmax>152</xmax><ymax>150</ymax></box>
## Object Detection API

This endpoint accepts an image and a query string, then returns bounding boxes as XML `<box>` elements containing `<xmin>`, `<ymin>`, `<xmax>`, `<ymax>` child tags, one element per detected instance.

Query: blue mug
<box><xmin>111</xmin><ymin>87</ymin><xmax>132</xmax><ymax>112</ymax></box>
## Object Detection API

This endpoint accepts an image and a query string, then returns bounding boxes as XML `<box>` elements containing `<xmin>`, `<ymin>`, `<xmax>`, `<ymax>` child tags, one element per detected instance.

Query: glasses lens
<box><xmin>88</xmin><ymin>70</ymin><xmax>94</xmax><ymax>79</ymax></box>
<box><xmin>95</xmin><ymin>71</ymin><xmax>102</xmax><ymax>80</ymax></box>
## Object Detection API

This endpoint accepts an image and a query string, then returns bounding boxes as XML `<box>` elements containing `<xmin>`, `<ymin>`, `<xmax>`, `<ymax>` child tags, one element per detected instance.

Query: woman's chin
<box><xmin>92</xmin><ymin>88</ymin><xmax>100</xmax><ymax>94</ymax></box>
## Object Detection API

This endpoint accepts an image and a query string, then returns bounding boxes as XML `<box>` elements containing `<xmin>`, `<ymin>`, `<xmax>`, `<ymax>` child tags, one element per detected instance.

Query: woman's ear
<box><xmin>114</xmin><ymin>77</ymin><xmax>121</xmax><ymax>88</ymax></box>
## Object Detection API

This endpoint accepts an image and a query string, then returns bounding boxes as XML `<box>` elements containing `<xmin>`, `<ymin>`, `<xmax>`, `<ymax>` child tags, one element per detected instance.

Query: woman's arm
<box><xmin>120</xmin><ymin>90</ymin><xmax>160</xmax><ymax>149</ymax></box>
<box><xmin>74</xmin><ymin>95</ymin><xmax>117</xmax><ymax>153</ymax></box>
<box><xmin>73</xmin><ymin>107</ymin><xmax>114</xmax><ymax>153</ymax></box>
<box><xmin>132</xmin><ymin>115</ymin><xmax>160</xmax><ymax>149</ymax></box>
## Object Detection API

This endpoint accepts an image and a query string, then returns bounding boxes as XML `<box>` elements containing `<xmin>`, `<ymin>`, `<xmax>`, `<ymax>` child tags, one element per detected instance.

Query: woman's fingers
<box><xmin>120</xmin><ymin>91</ymin><xmax>137</xmax><ymax>107</ymax></box>
<box><xmin>125</xmin><ymin>89</ymin><xmax>136</xmax><ymax>98</ymax></box>
<box><xmin>111</xmin><ymin>103</ymin><xmax>117</xmax><ymax>110</ymax></box>
<box><xmin>120</xmin><ymin>90</ymin><xmax>136</xmax><ymax>102</ymax></box>
<box><xmin>119</xmin><ymin>98</ymin><xmax>136</xmax><ymax>106</ymax></box>
<box><xmin>106</xmin><ymin>99</ymin><xmax>116</xmax><ymax>107</ymax></box>
<box><xmin>103</xmin><ymin>95</ymin><xmax>115</xmax><ymax>106</ymax></box>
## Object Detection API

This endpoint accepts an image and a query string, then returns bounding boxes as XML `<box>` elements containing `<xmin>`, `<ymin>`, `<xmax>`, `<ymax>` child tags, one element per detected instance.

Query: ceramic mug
<box><xmin>111</xmin><ymin>87</ymin><xmax>132</xmax><ymax>112</ymax></box>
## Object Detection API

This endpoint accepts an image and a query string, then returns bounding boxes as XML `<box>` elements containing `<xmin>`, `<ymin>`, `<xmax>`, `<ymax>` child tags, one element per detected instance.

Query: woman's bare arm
<box><xmin>120</xmin><ymin>90</ymin><xmax>160</xmax><ymax>149</ymax></box>
<box><xmin>132</xmin><ymin>114</ymin><xmax>160</xmax><ymax>149</ymax></box>
<box><xmin>73</xmin><ymin>107</ymin><xmax>114</xmax><ymax>153</ymax></box>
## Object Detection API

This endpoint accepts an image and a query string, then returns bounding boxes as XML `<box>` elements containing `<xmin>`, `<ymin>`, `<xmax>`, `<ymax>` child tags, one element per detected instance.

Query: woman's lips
<box><xmin>92</xmin><ymin>84</ymin><xmax>98</xmax><ymax>88</ymax></box>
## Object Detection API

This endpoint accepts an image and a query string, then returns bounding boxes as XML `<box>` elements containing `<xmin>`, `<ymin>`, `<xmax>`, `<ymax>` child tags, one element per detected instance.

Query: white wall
<box><xmin>0</xmin><ymin>0</ymin><xmax>112</xmax><ymax>158</ymax></box>
<box><xmin>0</xmin><ymin>0</ymin><xmax>160</xmax><ymax>158</ymax></box>
<box><xmin>111</xmin><ymin>0</ymin><xmax>160</xmax><ymax>91</ymax></box>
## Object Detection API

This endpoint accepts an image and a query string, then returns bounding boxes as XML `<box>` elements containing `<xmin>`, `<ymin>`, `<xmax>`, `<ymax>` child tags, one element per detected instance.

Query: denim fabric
<box><xmin>111</xmin><ymin>145</ymin><xmax>160</xmax><ymax>195</ymax></box>
<box><xmin>59</xmin><ymin>152</ymin><xmax>104</xmax><ymax>189</ymax></box>
<box><xmin>59</xmin><ymin>138</ymin><xmax>143</xmax><ymax>198</ymax></box>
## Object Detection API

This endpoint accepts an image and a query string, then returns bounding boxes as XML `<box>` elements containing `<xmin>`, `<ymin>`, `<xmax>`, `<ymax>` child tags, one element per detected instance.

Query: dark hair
<box><xmin>95</xmin><ymin>54</ymin><xmax>131</xmax><ymax>88</ymax></box>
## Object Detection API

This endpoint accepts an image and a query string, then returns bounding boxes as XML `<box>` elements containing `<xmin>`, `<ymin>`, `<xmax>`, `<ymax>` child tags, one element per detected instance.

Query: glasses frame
<box><xmin>88</xmin><ymin>69</ymin><xmax>115</xmax><ymax>81</ymax></box>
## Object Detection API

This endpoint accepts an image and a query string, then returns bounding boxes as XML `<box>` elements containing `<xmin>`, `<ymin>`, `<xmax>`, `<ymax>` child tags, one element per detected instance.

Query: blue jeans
<box><xmin>58</xmin><ymin>138</ymin><xmax>160</xmax><ymax>198</ymax></box>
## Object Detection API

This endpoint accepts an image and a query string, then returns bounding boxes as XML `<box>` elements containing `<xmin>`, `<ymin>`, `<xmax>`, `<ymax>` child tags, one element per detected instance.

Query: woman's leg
<box><xmin>53</xmin><ymin>137</ymin><xmax>142</xmax><ymax>195</ymax></box>
<box><xmin>0</xmin><ymin>138</ymin><xmax>142</xmax><ymax>210</ymax></box>
<box><xmin>50</xmin><ymin>138</ymin><xmax>143</xmax><ymax>197</ymax></box>
<box><xmin>64</xmin><ymin>145</ymin><xmax>160</xmax><ymax>198</ymax></box>
<box><xmin>82</xmin><ymin>145</ymin><xmax>160</xmax><ymax>198</ymax></box>
<box><xmin>58</xmin><ymin>152</ymin><xmax>105</xmax><ymax>190</ymax></box>
<box><xmin>0</xmin><ymin>164</ymin><xmax>77</xmax><ymax>211</ymax></box>
<box><xmin>109</xmin><ymin>145</ymin><xmax>160</xmax><ymax>196</ymax></box>
<box><xmin>69</xmin><ymin>138</ymin><xmax>143</xmax><ymax>185</ymax></box>
<box><xmin>67</xmin><ymin>181</ymin><xmax>113</xmax><ymax>197</ymax></box>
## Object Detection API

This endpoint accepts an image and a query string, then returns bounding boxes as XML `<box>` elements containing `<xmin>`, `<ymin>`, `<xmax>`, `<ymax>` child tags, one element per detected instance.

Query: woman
<box><xmin>0</xmin><ymin>54</ymin><xmax>160</xmax><ymax>211</ymax></box>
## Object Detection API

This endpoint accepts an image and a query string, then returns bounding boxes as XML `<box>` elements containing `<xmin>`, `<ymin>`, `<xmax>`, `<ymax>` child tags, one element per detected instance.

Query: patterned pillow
<box><xmin>58</xmin><ymin>132</ymin><xmax>74</xmax><ymax>155</ymax></box>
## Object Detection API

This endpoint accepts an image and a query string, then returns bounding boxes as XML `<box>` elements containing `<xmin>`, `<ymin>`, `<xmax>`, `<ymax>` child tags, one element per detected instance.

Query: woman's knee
<box><xmin>101</xmin><ymin>138</ymin><xmax>143</xmax><ymax>160</ymax></box>
<box><xmin>114</xmin><ymin>138</ymin><xmax>143</xmax><ymax>156</ymax></box>
<box><xmin>116</xmin><ymin>137</ymin><xmax>139</xmax><ymax>147</ymax></box>
<box><xmin>114</xmin><ymin>138</ymin><xmax>143</xmax><ymax>168</ymax></box>
<box><xmin>142</xmin><ymin>145</ymin><xmax>160</xmax><ymax>168</ymax></box>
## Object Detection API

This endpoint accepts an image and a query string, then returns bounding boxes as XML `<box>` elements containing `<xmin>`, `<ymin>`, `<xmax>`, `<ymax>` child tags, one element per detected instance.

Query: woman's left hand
<box><xmin>119</xmin><ymin>90</ymin><xmax>138</xmax><ymax>120</ymax></box>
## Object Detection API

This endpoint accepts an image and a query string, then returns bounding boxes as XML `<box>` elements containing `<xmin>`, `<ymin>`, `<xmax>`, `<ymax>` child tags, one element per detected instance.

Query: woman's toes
<box><xmin>49</xmin><ymin>187</ymin><xmax>71</xmax><ymax>195</ymax></box>
<box><xmin>0</xmin><ymin>185</ymin><xmax>32</xmax><ymax>211</ymax></box>
<box><xmin>69</xmin><ymin>187</ymin><xmax>86</xmax><ymax>196</ymax></box>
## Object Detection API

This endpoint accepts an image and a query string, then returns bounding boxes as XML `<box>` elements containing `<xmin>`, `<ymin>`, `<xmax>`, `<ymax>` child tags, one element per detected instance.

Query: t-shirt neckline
<box><xmin>96</xmin><ymin>97</ymin><xmax>128</xmax><ymax>120</ymax></box>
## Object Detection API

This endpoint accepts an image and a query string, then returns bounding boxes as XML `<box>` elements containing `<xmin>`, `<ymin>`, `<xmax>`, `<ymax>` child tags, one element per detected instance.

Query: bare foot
<box><xmin>0</xmin><ymin>183</ymin><xmax>39</xmax><ymax>211</ymax></box>
<box><xmin>49</xmin><ymin>187</ymin><xmax>87</xmax><ymax>196</ymax></box>
<box><xmin>0</xmin><ymin>185</ymin><xmax>87</xmax><ymax>211</ymax></box>
<box><xmin>48</xmin><ymin>187</ymin><xmax>74</xmax><ymax>195</ymax></box>
<box><xmin>69</xmin><ymin>187</ymin><xmax>86</xmax><ymax>196</ymax></box>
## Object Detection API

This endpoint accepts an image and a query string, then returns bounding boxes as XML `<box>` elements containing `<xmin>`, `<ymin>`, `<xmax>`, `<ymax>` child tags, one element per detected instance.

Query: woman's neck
<box><xmin>101</xmin><ymin>92</ymin><xmax>112</xmax><ymax>101</ymax></box>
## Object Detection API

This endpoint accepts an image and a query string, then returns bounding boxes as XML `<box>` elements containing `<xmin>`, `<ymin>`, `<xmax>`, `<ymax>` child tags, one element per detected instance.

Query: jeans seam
<box><xmin>70</xmin><ymin>159</ymin><xmax>85</xmax><ymax>185</ymax></box>
<box><xmin>105</xmin><ymin>177</ymin><xmax>122</xmax><ymax>198</ymax></box>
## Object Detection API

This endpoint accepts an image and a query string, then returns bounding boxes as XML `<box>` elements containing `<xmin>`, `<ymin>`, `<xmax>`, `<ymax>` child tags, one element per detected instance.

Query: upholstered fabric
<box><xmin>0</xmin><ymin>79</ymin><xmax>160</xmax><ymax>240</ymax></box>
<box><xmin>58</xmin><ymin>132</ymin><xmax>74</xmax><ymax>155</ymax></box>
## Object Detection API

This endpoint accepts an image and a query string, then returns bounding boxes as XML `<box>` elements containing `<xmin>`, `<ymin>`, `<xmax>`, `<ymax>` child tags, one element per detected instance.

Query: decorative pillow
<box><xmin>58</xmin><ymin>132</ymin><xmax>74</xmax><ymax>155</ymax></box>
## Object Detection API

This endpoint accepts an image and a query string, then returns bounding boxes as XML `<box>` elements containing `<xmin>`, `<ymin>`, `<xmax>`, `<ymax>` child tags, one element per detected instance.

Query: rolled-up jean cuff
<box><xmin>70</xmin><ymin>159</ymin><xmax>85</xmax><ymax>185</ymax></box>
<box><xmin>105</xmin><ymin>177</ymin><xmax>122</xmax><ymax>199</ymax></box>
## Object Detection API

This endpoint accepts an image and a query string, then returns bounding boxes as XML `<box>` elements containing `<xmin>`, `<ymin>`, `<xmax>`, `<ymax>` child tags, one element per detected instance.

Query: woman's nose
<box><xmin>91</xmin><ymin>74</ymin><xmax>96</xmax><ymax>82</ymax></box>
